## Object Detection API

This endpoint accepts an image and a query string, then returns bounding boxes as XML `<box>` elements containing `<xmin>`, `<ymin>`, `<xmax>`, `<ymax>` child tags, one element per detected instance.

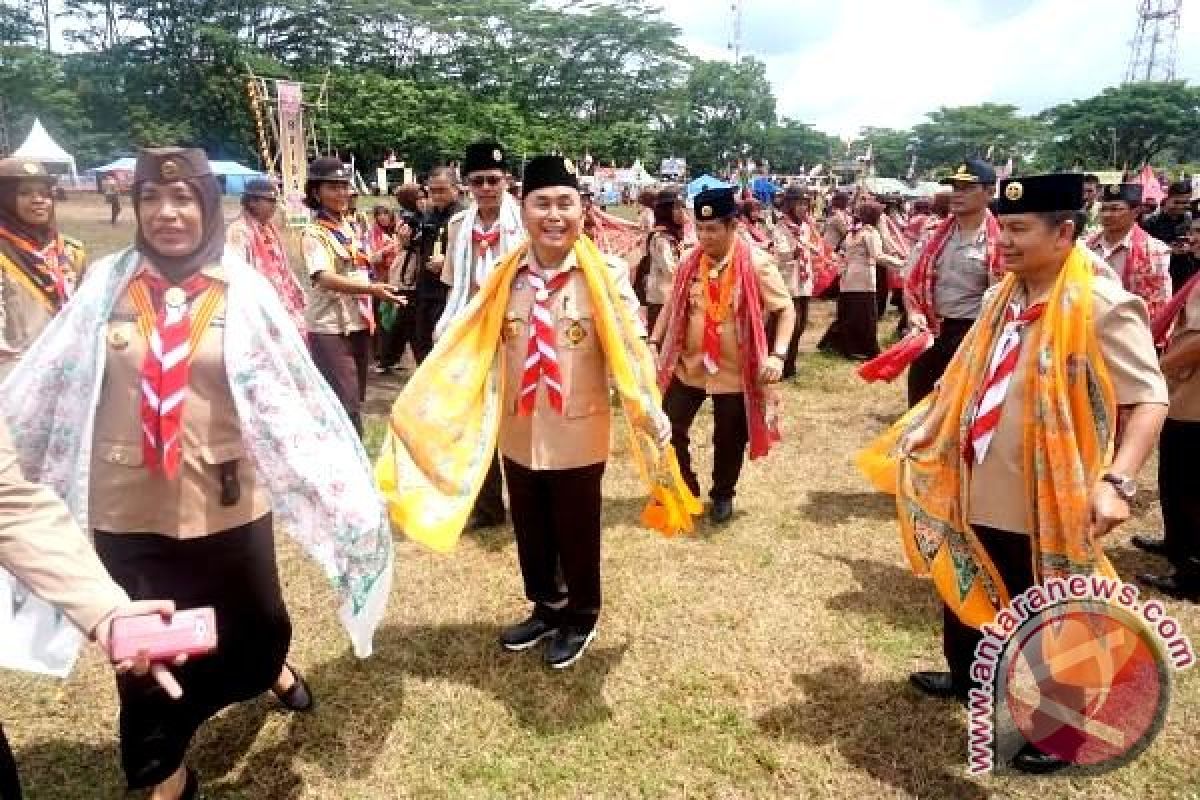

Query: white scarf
<box><xmin>435</xmin><ymin>193</ymin><xmax>524</xmax><ymax>339</ymax></box>
<box><xmin>0</xmin><ymin>247</ymin><xmax>393</xmax><ymax>676</ymax></box>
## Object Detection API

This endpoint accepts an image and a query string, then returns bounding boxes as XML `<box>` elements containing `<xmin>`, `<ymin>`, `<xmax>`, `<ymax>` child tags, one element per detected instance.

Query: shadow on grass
<box><xmin>823</xmin><ymin>555</ymin><xmax>940</xmax><ymax>634</ymax></box>
<box><xmin>797</xmin><ymin>490</ymin><xmax>896</xmax><ymax>526</ymax></box>
<box><xmin>757</xmin><ymin>663</ymin><xmax>989</xmax><ymax>799</ymax></box>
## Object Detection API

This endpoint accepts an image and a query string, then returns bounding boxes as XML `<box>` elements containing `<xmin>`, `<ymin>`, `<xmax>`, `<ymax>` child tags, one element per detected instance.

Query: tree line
<box><xmin>2</xmin><ymin>0</ymin><xmax>1198</xmax><ymax>177</ymax></box>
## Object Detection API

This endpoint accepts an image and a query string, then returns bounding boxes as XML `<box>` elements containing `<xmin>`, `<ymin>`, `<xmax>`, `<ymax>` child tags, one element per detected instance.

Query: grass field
<box><xmin>3</xmin><ymin>194</ymin><xmax>1198</xmax><ymax>799</ymax></box>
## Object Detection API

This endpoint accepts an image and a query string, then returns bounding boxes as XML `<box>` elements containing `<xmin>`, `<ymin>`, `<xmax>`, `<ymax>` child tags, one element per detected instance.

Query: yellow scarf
<box><xmin>375</xmin><ymin>235</ymin><xmax>701</xmax><ymax>552</ymax></box>
<box><xmin>857</xmin><ymin>246</ymin><xmax>1118</xmax><ymax>628</ymax></box>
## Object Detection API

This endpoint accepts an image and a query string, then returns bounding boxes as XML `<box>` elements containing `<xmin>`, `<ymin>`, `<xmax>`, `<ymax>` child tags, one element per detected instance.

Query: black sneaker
<box><xmin>709</xmin><ymin>498</ymin><xmax>734</xmax><ymax>525</ymax></box>
<box><xmin>500</xmin><ymin>612</ymin><xmax>560</xmax><ymax>652</ymax></box>
<box><xmin>545</xmin><ymin>625</ymin><xmax>597</xmax><ymax>669</ymax></box>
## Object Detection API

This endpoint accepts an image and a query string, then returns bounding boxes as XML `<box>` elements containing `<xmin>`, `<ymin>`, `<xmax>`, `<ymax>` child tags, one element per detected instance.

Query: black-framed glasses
<box><xmin>468</xmin><ymin>175</ymin><xmax>505</xmax><ymax>188</ymax></box>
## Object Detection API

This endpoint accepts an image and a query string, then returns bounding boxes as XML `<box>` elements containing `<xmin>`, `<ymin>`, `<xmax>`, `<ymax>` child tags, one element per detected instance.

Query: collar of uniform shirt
<box><xmin>528</xmin><ymin>248</ymin><xmax>578</xmax><ymax>280</ymax></box>
<box><xmin>951</xmin><ymin>218</ymin><xmax>988</xmax><ymax>247</ymax></box>
<box><xmin>1098</xmin><ymin>227</ymin><xmax>1135</xmax><ymax>257</ymax></box>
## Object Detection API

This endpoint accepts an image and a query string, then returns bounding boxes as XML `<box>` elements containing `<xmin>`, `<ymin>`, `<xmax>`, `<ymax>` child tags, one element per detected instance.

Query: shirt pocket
<box><xmin>559</xmin><ymin>317</ymin><xmax>609</xmax><ymax>419</ymax></box>
<box><xmin>197</xmin><ymin>440</ymin><xmax>245</xmax><ymax>465</ymax></box>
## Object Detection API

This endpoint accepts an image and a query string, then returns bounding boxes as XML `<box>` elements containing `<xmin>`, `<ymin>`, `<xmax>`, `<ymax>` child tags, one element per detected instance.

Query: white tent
<box><xmin>11</xmin><ymin>119</ymin><xmax>77</xmax><ymax>180</ymax></box>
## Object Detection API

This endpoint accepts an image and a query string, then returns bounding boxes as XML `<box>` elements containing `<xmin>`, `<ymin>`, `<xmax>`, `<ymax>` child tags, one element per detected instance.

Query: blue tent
<box><xmin>91</xmin><ymin>157</ymin><xmax>266</xmax><ymax>195</ymax></box>
<box><xmin>686</xmin><ymin>174</ymin><xmax>734</xmax><ymax>201</ymax></box>
<box><xmin>751</xmin><ymin>176</ymin><xmax>780</xmax><ymax>203</ymax></box>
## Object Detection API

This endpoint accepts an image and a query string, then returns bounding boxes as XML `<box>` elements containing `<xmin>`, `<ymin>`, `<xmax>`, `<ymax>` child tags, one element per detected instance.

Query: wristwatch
<box><xmin>1101</xmin><ymin>472</ymin><xmax>1137</xmax><ymax>502</ymax></box>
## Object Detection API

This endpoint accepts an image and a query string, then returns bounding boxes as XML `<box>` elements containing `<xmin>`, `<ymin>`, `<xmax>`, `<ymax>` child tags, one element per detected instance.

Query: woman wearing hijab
<box><xmin>0</xmin><ymin>158</ymin><xmax>85</xmax><ymax>381</ymax></box>
<box><xmin>0</xmin><ymin>148</ymin><xmax>392</xmax><ymax>800</ymax></box>
<box><xmin>817</xmin><ymin>201</ymin><xmax>902</xmax><ymax>361</ymax></box>
<box><xmin>644</xmin><ymin>191</ymin><xmax>687</xmax><ymax>333</ymax></box>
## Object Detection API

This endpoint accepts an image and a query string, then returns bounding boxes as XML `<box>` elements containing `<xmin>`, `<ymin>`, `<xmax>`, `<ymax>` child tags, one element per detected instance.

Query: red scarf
<box><xmin>0</xmin><ymin>227</ymin><xmax>73</xmax><ymax>311</ymax></box>
<box><xmin>780</xmin><ymin>214</ymin><xmax>839</xmax><ymax>295</ymax></box>
<box><xmin>657</xmin><ymin>237</ymin><xmax>780</xmax><ymax>459</ymax></box>
<box><xmin>518</xmin><ymin>266</ymin><xmax>572</xmax><ymax>415</ymax></box>
<box><xmin>904</xmin><ymin>211</ymin><xmax>1004</xmax><ymax>335</ymax></box>
<box><xmin>1153</xmin><ymin>269</ymin><xmax>1200</xmax><ymax>347</ymax></box>
<box><xmin>245</xmin><ymin>215</ymin><xmax>306</xmax><ymax>333</ymax></box>
<box><xmin>1087</xmin><ymin>225</ymin><xmax>1168</xmax><ymax>322</ymax></box>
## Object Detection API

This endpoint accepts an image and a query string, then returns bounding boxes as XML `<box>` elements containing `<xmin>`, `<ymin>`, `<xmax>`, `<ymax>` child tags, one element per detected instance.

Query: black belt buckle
<box><xmin>218</xmin><ymin>461</ymin><xmax>241</xmax><ymax>506</ymax></box>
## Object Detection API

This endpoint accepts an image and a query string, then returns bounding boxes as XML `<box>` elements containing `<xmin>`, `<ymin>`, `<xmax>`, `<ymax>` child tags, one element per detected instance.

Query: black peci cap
<box><xmin>463</xmin><ymin>140</ymin><xmax>507</xmax><ymax>175</ymax></box>
<box><xmin>693</xmin><ymin>187</ymin><xmax>737</xmax><ymax>220</ymax></box>
<box><xmin>1100</xmin><ymin>183</ymin><xmax>1142</xmax><ymax>207</ymax></box>
<box><xmin>521</xmin><ymin>155</ymin><xmax>579</xmax><ymax>196</ymax></box>
<box><xmin>994</xmin><ymin>173</ymin><xmax>1084</xmax><ymax>215</ymax></box>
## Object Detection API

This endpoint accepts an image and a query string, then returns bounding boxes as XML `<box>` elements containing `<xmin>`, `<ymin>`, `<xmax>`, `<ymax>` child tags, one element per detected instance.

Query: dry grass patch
<box><xmin>2</xmin><ymin>200</ymin><xmax>1197</xmax><ymax>798</ymax></box>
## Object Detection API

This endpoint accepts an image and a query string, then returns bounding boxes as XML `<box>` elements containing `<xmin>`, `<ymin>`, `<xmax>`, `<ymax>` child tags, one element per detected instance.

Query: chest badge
<box><xmin>565</xmin><ymin>320</ymin><xmax>588</xmax><ymax>347</ymax></box>
<box><xmin>108</xmin><ymin>327</ymin><xmax>130</xmax><ymax>351</ymax></box>
<box><xmin>503</xmin><ymin>317</ymin><xmax>524</xmax><ymax>341</ymax></box>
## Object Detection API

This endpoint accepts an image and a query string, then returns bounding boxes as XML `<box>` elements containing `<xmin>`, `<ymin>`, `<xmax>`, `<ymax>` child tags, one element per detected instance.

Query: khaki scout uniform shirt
<box><xmin>840</xmin><ymin>228</ymin><xmax>882</xmax><ymax>293</ymax></box>
<box><xmin>967</xmin><ymin>279</ymin><xmax>1168</xmax><ymax>535</ymax></box>
<box><xmin>0</xmin><ymin>237</ymin><xmax>84</xmax><ymax>382</ymax></box>
<box><xmin>672</xmin><ymin>246</ymin><xmax>793</xmax><ymax>395</ymax></box>
<box><xmin>302</xmin><ymin>219</ymin><xmax>373</xmax><ymax>335</ymax></box>
<box><xmin>931</xmin><ymin>221</ymin><xmax>991</xmax><ymax>320</ymax></box>
<box><xmin>645</xmin><ymin>232</ymin><xmax>680</xmax><ymax>305</ymax></box>
<box><xmin>770</xmin><ymin>221</ymin><xmax>815</xmax><ymax>298</ymax></box>
<box><xmin>499</xmin><ymin>251</ymin><xmax>641</xmax><ymax>471</ymax></box>
<box><xmin>1</xmin><ymin>417</ymin><xmax>129</xmax><ymax>635</ymax></box>
<box><xmin>89</xmin><ymin>262</ymin><xmax>271</xmax><ymax>537</ymax></box>
<box><xmin>1165</xmin><ymin>287</ymin><xmax>1200</xmax><ymax>422</ymax></box>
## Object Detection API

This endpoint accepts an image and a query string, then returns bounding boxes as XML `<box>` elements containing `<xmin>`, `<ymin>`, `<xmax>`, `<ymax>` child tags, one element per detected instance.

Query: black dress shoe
<box><xmin>1139</xmin><ymin>571</ymin><xmax>1200</xmax><ymax>601</ymax></box>
<box><xmin>500</xmin><ymin>611</ymin><xmax>560</xmax><ymax>651</ymax></box>
<box><xmin>545</xmin><ymin>625</ymin><xmax>597</xmax><ymax>670</ymax></box>
<box><xmin>1131</xmin><ymin>534</ymin><xmax>1170</xmax><ymax>557</ymax></box>
<box><xmin>1011</xmin><ymin>742</ymin><xmax>1069</xmax><ymax>775</ymax></box>
<box><xmin>908</xmin><ymin>670</ymin><xmax>959</xmax><ymax>699</ymax></box>
<box><xmin>709</xmin><ymin>498</ymin><xmax>734</xmax><ymax>525</ymax></box>
<box><xmin>271</xmin><ymin>664</ymin><xmax>315</xmax><ymax>712</ymax></box>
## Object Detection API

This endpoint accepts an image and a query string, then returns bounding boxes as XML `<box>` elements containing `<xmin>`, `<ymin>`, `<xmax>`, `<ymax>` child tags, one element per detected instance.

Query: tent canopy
<box><xmin>91</xmin><ymin>156</ymin><xmax>266</xmax><ymax>194</ymax></box>
<box><xmin>686</xmin><ymin>174</ymin><xmax>734</xmax><ymax>200</ymax></box>
<box><xmin>12</xmin><ymin>119</ymin><xmax>77</xmax><ymax>178</ymax></box>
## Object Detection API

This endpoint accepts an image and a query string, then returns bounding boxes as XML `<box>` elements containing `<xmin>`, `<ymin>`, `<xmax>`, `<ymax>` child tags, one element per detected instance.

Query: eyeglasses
<box><xmin>468</xmin><ymin>175</ymin><xmax>505</xmax><ymax>188</ymax></box>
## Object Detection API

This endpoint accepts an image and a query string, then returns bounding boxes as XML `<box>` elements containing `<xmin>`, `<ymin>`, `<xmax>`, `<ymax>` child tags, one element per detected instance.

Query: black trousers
<box><xmin>943</xmin><ymin>526</ymin><xmax>1035</xmax><ymax>695</ymax></box>
<box><xmin>0</xmin><ymin>724</ymin><xmax>21</xmax><ymax>800</ymax></box>
<box><xmin>413</xmin><ymin>295</ymin><xmax>446</xmax><ymax>364</ymax></box>
<box><xmin>504</xmin><ymin>458</ymin><xmax>605</xmax><ymax>629</ymax></box>
<box><xmin>472</xmin><ymin>452</ymin><xmax>506</xmax><ymax>522</ymax></box>
<box><xmin>875</xmin><ymin>264</ymin><xmax>890</xmax><ymax>317</ymax></box>
<box><xmin>766</xmin><ymin>297</ymin><xmax>809</xmax><ymax>379</ymax></box>
<box><xmin>94</xmin><ymin>516</ymin><xmax>290</xmax><ymax>789</ymax></box>
<box><xmin>663</xmin><ymin>379</ymin><xmax>749</xmax><ymax>502</ymax></box>
<box><xmin>907</xmin><ymin>317</ymin><xmax>974</xmax><ymax>408</ymax></box>
<box><xmin>309</xmin><ymin>330</ymin><xmax>370</xmax><ymax>435</ymax></box>
<box><xmin>380</xmin><ymin>290</ymin><xmax>418</xmax><ymax>369</ymax></box>
<box><xmin>646</xmin><ymin>303</ymin><xmax>664</xmax><ymax>336</ymax></box>
<box><xmin>1159</xmin><ymin>418</ymin><xmax>1200</xmax><ymax>572</ymax></box>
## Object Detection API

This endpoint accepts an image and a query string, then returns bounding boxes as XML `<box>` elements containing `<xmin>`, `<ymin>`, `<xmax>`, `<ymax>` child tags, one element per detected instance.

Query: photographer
<box><xmin>373</xmin><ymin>185</ymin><xmax>425</xmax><ymax>373</ymax></box>
<box><xmin>412</xmin><ymin>167</ymin><xmax>465</xmax><ymax>363</ymax></box>
<box><xmin>1144</xmin><ymin>181</ymin><xmax>1196</xmax><ymax>292</ymax></box>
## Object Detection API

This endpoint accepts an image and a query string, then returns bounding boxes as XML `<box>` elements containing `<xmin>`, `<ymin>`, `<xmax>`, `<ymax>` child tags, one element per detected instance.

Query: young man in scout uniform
<box><xmin>1086</xmin><ymin>182</ymin><xmax>1172</xmax><ymax>321</ymax></box>
<box><xmin>437</xmin><ymin>140</ymin><xmax>525</xmax><ymax>531</ymax></box>
<box><xmin>904</xmin><ymin>158</ymin><xmax>1004</xmax><ymax>407</ymax></box>
<box><xmin>650</xmin><ymin>187</ymin><xmax>795</xmax><ymax>525</ymax></box>
<box><xmin>865</xmin><ymin>173</ymin><xmax>1167</xmax><ymax>774</ymax></box>
<box><xmin>1139</xmin><ymin>229</ymin><xmax>1200</xmax><ymax>600</ymax></box>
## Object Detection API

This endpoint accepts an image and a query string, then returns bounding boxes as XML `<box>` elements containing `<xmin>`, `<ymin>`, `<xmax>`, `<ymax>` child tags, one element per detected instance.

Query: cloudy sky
<box><xmin>655</xmin><ymin>0</ymin><xmax>1200</xmax><ymax>136</ymax></box>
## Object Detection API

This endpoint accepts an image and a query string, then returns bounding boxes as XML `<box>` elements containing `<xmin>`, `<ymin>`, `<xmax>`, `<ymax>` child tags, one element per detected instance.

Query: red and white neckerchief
<box><xmin>317</xmin><ymin>211</ymin><xmax>375</xmax><ymax>334</ymax></box>
<box><xmin>471</xmin><ymin>222</ymin><xmax>502</xmax><ymax>287</ymax></box>
<box><xmin>517</xmin><ymin>265</ymin><xmax>572</xmax><ymax>415</ymax></box>
<box><xmin>967</xmin><ymin>301</ymin><xmax>1046</xmax><ymax>464</ymax></box>
<box><xmin>131</xmin><ymin>270</ymin><xmax>223</xmax><ymax>478</ymax></box>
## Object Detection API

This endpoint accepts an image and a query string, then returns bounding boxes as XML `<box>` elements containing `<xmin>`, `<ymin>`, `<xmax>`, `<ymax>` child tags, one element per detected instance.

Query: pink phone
<box><xmin>109</xmin><ymin>607</ymin><xmax>218</xmax><ymax>663</ymax></box>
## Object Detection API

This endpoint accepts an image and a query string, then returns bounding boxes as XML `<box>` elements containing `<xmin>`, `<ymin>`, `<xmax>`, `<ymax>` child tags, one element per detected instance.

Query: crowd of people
<box><xmin>0</xmin><ymin>138</ymin><xmax>1198</xmax><ymax>795</ymax></box>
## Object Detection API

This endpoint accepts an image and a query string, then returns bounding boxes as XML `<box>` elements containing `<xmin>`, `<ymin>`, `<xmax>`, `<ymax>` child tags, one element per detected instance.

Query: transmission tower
<box><xmin>727</xmin><ymin>0</ymin><xmax>744</xmax><ymax>63</ymax></box>
<box><xmin>1125</xmin><ymin>0</ymin><xmax>1182</xmax><ymax>82</ymax></box>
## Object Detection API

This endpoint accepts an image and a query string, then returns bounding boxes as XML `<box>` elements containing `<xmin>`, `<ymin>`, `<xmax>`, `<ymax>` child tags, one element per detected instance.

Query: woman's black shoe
<box><xmin>272</xmin><ymin>665</ymin><xmax>315</xmax><ymax>712</ymax></box>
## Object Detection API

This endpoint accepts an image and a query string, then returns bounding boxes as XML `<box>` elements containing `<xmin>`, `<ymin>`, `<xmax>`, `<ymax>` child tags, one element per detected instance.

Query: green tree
<box><xmin>857</xmin><ymin>126</ymin><xmax>915</xmax><ymax>177</ymax></box>
<box><xmin>1038</xmin><ymin>81</ymin><xmax>1200</xmax><ymax>169</ymax></box>
<box><xmin>912</xmin><ymin>103</ymin><xmax>1041</xmax><ymax>174</ymax></box>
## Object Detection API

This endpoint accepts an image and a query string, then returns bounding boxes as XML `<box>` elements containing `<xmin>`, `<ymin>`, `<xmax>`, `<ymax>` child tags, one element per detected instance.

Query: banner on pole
<box><xmin>277</xmin><ymin>80</ymin><xmax>309</xmax><ymax>227</ymax></box>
